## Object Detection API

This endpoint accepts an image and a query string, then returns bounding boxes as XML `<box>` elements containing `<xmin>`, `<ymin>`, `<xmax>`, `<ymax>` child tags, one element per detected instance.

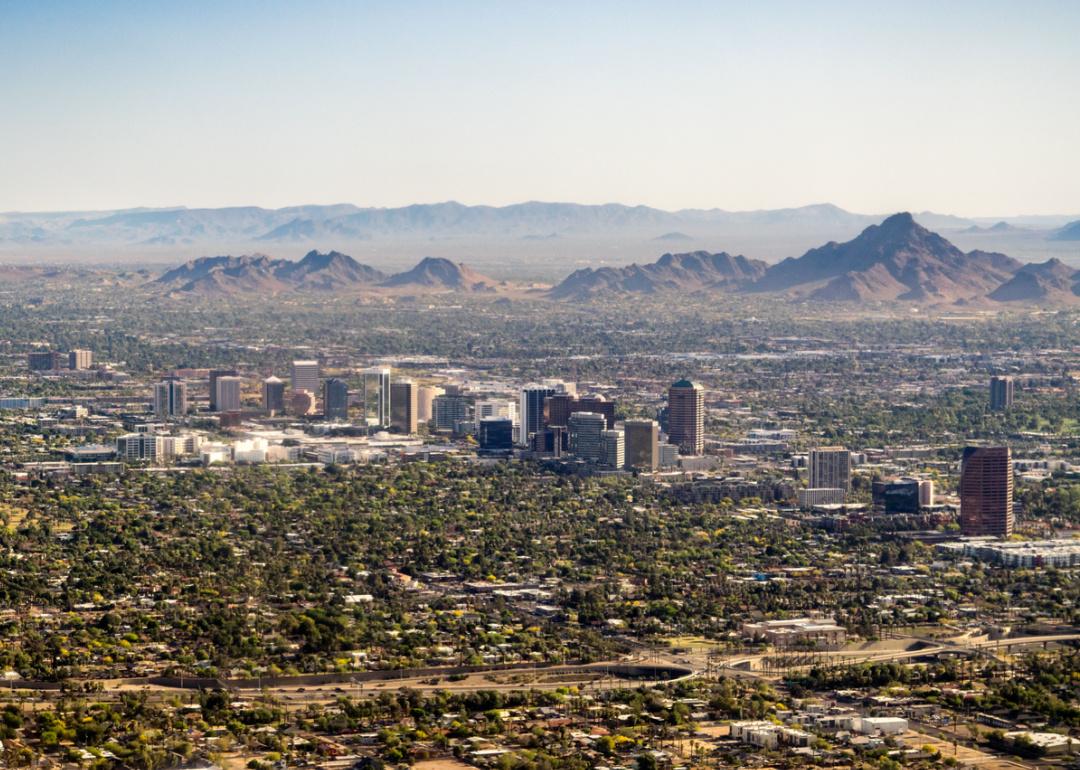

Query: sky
<box><xmin>1</xmin><ymin>0</ymin><xmax>1079</xmax><ymax>216</ymax></box>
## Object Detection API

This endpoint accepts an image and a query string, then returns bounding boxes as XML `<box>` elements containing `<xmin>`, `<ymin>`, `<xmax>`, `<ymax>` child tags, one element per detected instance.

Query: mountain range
<box><xmin>549</xmin><ymin>251</ymin><xmax>767</xmax><ymax>299</ymax></box>
<box><xmin>2</xmin><ymin>202</ymin><xmax>893</xmax><ymax>246</ymax></box>
<box><xmin>549</xmin><ymin>212</ymin><xmax>1077</xmax><ymax>305</ymax></box>
<box><xmin>4</xmin><ymin>201</ymin><xmax>1076</xmax><ymax>247</ymax></box>
<box><xmin>148</xmin><ymin>212</ymin><xmax>1080</xmax><ymax>306</ymax></box>
<box><xmin>1051</xmin><ymin>220</ymin><xmax>1080</xmax><ymax>241</ymax></box>
<box><xmin>748</xmin><ymin>212</ymin><xmax>1022</xmax><ymax>302</ymax></box>
<box><xmin>5</xmin><ymin>201</ymin><xmax>1078</xmax><ymax>278</ymax></box>
<box><xmin>962</xmin><ymin>221</ymin><xmax>1027</xmax><ymax>234</ymax></box>
<box><xmin>155</xmin><ymin>251</ymin><xmax>495</xmax><ymax>296</ymax></box>
<box><xmin>988</xmin><ymin>258</ymin><xmax>1080</xmax><ymax>303</ymax></box>
<box><xmin>380</xmin><ymin>256</ymin><xmax>497</xmax><ymax>292</ymax></box>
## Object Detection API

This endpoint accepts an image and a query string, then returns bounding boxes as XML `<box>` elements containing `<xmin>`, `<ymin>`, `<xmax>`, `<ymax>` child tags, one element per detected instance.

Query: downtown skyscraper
<box><xmin>667</xmin><ymin>380</ymin><xmax>704</xmax><ymax>456</ymax></box>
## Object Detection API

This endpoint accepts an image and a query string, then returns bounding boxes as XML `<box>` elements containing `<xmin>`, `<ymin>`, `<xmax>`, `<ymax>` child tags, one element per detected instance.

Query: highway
<box><xmin>7</xmin><ymin>631</ymin><xmax>1077</xmax><ymax>699</ymax></box>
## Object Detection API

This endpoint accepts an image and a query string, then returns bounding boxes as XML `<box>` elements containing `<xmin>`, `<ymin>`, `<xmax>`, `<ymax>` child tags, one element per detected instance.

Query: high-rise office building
<box><xmin>432</xmin><ymin>386</ymin><xmax>472</xmax><ymax>433</ymax></box>
<box><xmin>28</xmin><ymin>351</ymin><xmax>64</xmax><ymax>372</ymax></box>
<box><xmin>874</xmin><ymin>478</ymin><xmax>921</xmax><ymax>514</ymax></box>
<box><xmin>520</xmin><ymin>385</ymin><xmax>558</xmax><ymax>446</ymax></box>
<box><xmin>959</xmin><ymin>446</ymin><xmax>1013</xmax><ymax>536</ymax></box>
<box><xmin>214</xmin><ymin>375</ymin><xmax>243</xmax><ymax>413</ymax></box>
<box><xmin>568</xmin><ymin>411</ymin><xmax>607</xmax><ymax>462</ymax></box>
<box><xmin>361</xmin><ymin>367</ymin><xmax>391</xmax><ymax>428</ymax></box>
<box><xmin>990</xmin><ymin>376</ymin><xmax>1014</xmax><ymax>411</ymax></box>
<box><xmin>545</xmin><ymin>393</ymin><xmax>616</xmax><ymax>430</ymax></box>
<box><xmin>667</xmin><ymin>380</ymin><xmax>704</xmax><ymax>456</ymax></box>
<box><xmin>479</xmin><ymin>417</ymin><xmax>514</xmax><ymax>452</ymax></box>
<box><xmin>919</xmin><ymin>479</ymin><xmax>934</xmax><ymax>507</ymax></box>
<box><xmin>600</xmin><ymin>429</ymin><xmax>625</xmax><ymax>469</ymax></box>
<box><xmin>262</xmin><ymin>376</ymin><xmax>286</xmax><ymax>415</ymax></box>
<box><xmin>390</xmin><ymin>379</ymin><xmax>418</xmax><ymax>434</ymax></box>
<box><xmin>291</xmin><ymin>360</ymin><xmax>320</xmax><ymax>395</ymax></box>
<box><xmin>323</xmin><ymin>377</ymin><xmax>350</xmax><ymax>421</ymax></box>
<box><xmin>68</xmin><ymin>349</ymin><xmax>93</xmax><ymax>370</ymax></box>
<box><xmin>208</xmin><ymin>369</ymin><xmax>238</xmax><ymax>411</ymax></box>
<box><xmin>624</xmin><ymin>419</ymin><xmax>660</xmax><ymax>470</ymax></box>
<box><xmin>531</xmin><ymin>425</ymin><xmax>568</xmax><ymax>456</ymax></box>
<box><xmin>153</xmin><ymin>378</ymin><xmax>187</xmax><ymax>419</ymax></box>
<box><xmin>417</xmin><ymin>385</ymin><xmax>443</xmax><ymax>423</ymax></box>
<box><xmin>543</xmin><ymin>393</ymin><xmax>574</xmax><ymax>429</ymax></box>
<box><xmin>809</xmin><ymin>447</ymin><xmax>852</xmax><ymax>492</ymax></box>
<box><xmin>116</xmin><ymin>433</ymin><xmax>161</xmax><ymax>461</ymax></box>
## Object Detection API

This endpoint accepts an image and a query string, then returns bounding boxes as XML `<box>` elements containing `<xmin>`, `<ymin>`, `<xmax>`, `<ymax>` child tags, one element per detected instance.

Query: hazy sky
<box><xmin>2</xmin><ymin>0</ymin><xmax>1079</xmax><ymax>216</ymax></box>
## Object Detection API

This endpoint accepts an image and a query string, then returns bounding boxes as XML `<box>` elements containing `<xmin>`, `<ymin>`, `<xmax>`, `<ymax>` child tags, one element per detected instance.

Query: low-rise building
<box><xmin>939</xmin><ymin>538</ymin><xmax>1080</xmax><ymax>568</ymax></box>
<box><xmin>0</xmin><ymin>397</ymin><xmax>46</xmax><ymax>410</ymax></box>
<box><xmin>856</xmin><ymin>717</ymin><xmax>908</xmax><ymax>735</ymax></box>
<box><xmin>1002</xmin><ymin>731</ymin><xmax>1078</xmax><ymax>755</ymax></box>
<box><xmin>742</xmin><ymin>616</ymin><xmax>847</xmax><ymax>648</ymax></box>
<box><xmin>729</xmin><ymin>721</ymin><xmax>814</xmax><ymax>749</ymax></box>
<box><xmin>799</xmin><ymin>487</ymin><xmax>846</xmax><ymax>508</ymax></box>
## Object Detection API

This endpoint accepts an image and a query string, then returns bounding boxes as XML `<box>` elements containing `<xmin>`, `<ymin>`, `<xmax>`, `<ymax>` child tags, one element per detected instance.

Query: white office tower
<box><xmin>153</xmin><ymin>378</ymin><xmax>187</xmax><ymax>419</ymax></box>
<box><xmin>361</xmin><ymin>366</ymin><xmax>392</xmax><ymax>428</ymax></box>
<box><xmin>474</xmin><ymin>399</ymin><xmax>517</xmax><ymax>430</ymax></box>
<box><xmin>919</xmin><ymin>479</ymin><xmax>934</xmax><ymax>506</ymax></box>
<box><xmin>600</xmin><ymin>429</ymin><xmax>625</xmax><ymax>469</ymax></box>
<box><xmin>291</xmin><ymin>360</ymin><xmax>320</xmax><ymax>394</ymax></box>
<box><xmin>117</xmin><ymin>433</ymin><xmax>161</xmax><ymax>461</ymax></box>
<box><xmin>568</xmin><ymin>411</ymin><xmax>606</xmax><ymax>462</ymax></box>
<box><xmin>69</xmin><ymin>349</ymin><xmax>93</xmax><ymax>370</ymax></box>
<box><xmin>417</xmin><ymin>385</ymin><xmax>444</xmax><ymax>423</ymax></box>
<box><xmin>519</xmin><ymin>383</ymin><xmax>560</xmax><ymax>446</ymax></box>
<box><xmin>214</xmin><ymin>375</ymin><xmax>243</xmax><ymax>413</ymax></box>
<box><xmin>158</xmin><ymin>433</ymin><xmax>203</xmax><ymax>459</ymax></box>
<box><xmin>809</xmin><ymin>447</ymin><xmax>852</xmax><ymax>492</ymax></box>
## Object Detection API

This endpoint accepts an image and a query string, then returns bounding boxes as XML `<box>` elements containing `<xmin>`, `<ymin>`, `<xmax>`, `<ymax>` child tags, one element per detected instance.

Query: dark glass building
<box><xmin>479</xmin><ymin>417</ymin><xmax>514</xmax><ymax>453</ymax></box>
<box><xmin>323</xmin><ymin>377</ymin><xmax>350</xmax><ymax>421</ymax></box>
<box><xmin>959</xmin><ymin>446</ymin><xmax>1013</xmax><ymax>536</ymax></box>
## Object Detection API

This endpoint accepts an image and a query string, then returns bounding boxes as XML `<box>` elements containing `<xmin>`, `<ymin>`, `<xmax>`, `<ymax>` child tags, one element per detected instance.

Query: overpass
<box><xmin>693</xmin><ymin>631</ymin><xmax>1080</xmax><ymax>679</ymax></box>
